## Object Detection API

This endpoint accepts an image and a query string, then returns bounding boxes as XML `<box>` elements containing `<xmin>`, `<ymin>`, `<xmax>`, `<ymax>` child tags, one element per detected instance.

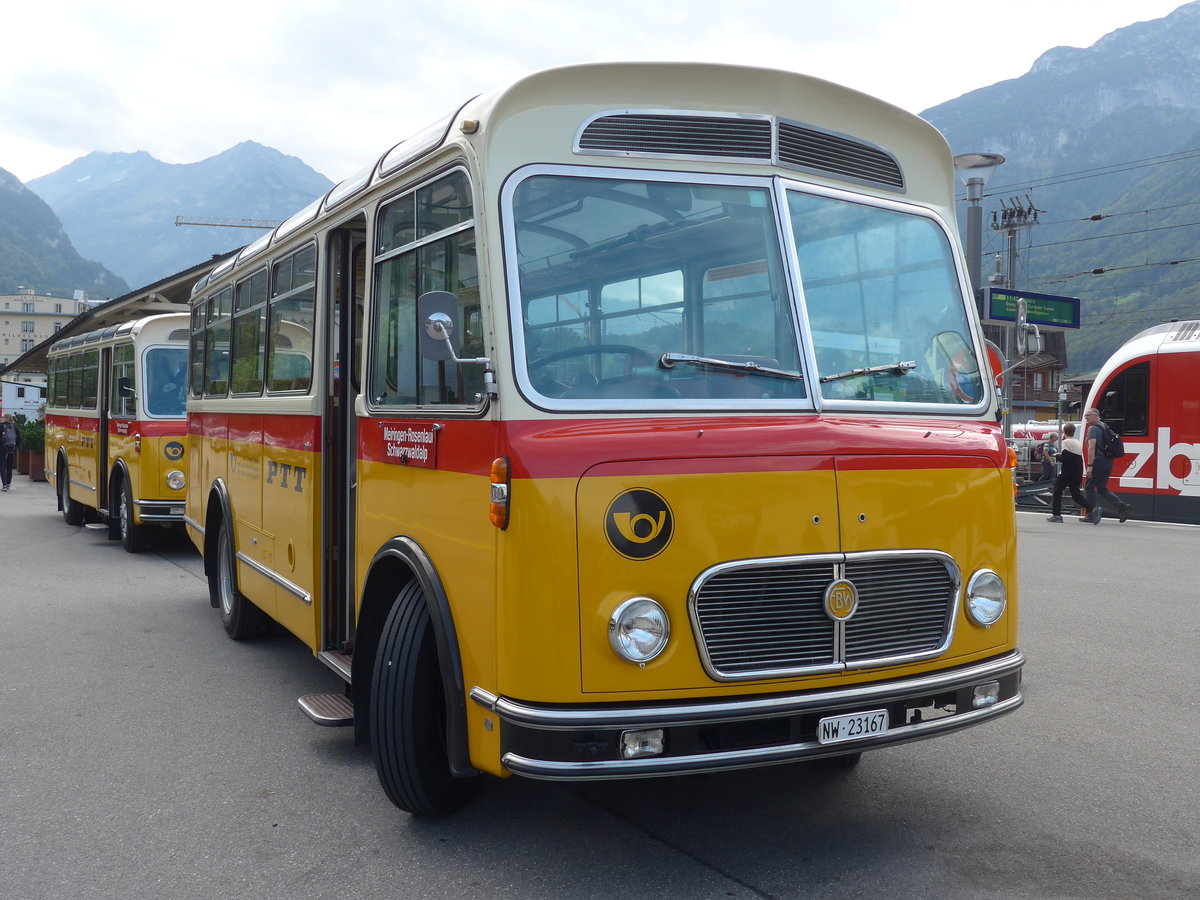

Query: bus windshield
<box><xmin>788</xmin><ymin>191</ymin><xmax>980</xmax><ymax>405</ymax></box>
<box><xmin>508</xmin><ymin>170</ymin><xmax>980</xmax><ymax>408</ymax></box>
<box><xmin>145</xmin><ymin>346</ymin><xmax>189</xmax><ymax>418</ymax></box>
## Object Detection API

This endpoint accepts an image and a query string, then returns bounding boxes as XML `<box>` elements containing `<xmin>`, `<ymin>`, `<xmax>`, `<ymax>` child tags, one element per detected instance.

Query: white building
<box><xmin>1</xmin><ymin>288</ymin><xmax>97</xmax><ymax>370</ymax></box>
<box><xmin>0</xmin><ymin>376</ymin><xmax>46</xmax><ymax>420</ymax></box>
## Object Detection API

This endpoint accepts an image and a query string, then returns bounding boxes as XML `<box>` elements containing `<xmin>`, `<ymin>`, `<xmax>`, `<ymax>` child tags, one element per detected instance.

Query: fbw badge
<box><xmin>605</xmin><ymin>489</ymin><xmax>673</xmax><ymax>560</ymax></box>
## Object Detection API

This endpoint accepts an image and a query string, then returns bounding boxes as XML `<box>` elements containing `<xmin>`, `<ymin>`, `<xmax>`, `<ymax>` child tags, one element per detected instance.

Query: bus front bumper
<box><xmin>470</xmin><ymin>650</ymin><xmax>1023</xmax><ymax>781</ymax></box>
<box><xmin>136</xmin><ymin>499</ymin><xmax>187</xmax><ymax>523</ymax></box>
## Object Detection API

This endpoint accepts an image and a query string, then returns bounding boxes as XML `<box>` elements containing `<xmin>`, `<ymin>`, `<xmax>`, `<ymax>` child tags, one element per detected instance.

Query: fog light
<box><xmin>973</xmin><ymin>681</ymin><xmax>1001</xmax><ymax>708</ymax></box>
<box><xmin>620</xmin><ymin>728</ymin><xmax>665</xmax><ymax>759</ymax></box>
<box><xmin>167</xmin><ymin>470</ymin><xmax>187</xmax><ymax>491</ymax></box>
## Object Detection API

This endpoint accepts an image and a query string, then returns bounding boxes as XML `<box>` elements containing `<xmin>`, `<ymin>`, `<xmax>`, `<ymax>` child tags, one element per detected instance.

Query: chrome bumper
<box><xmin>471</xmin><ymin>650</ymin><xmax>1024</xmax><ymax>780</ymax></box>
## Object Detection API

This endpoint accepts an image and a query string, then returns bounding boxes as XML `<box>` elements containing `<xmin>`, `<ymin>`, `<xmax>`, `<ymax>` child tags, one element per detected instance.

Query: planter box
<box><xmin>27</xmin><ymin>450</ymin><xmax>46</xmax><ymax>482</ymax></box>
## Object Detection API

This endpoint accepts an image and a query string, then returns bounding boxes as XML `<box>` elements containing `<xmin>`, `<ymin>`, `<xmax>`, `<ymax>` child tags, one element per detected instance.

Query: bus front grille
<box><xmin>689</xmin><ymin>552</ymin><xmax>958</xmax><ymax>680</ymax></box>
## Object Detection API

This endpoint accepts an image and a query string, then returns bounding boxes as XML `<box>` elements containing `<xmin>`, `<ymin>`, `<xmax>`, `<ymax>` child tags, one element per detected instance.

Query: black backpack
<box><xmin>1101</xmin><ymin>423</ymin><xmax>1125</xmax><ymax>459</ymax></box>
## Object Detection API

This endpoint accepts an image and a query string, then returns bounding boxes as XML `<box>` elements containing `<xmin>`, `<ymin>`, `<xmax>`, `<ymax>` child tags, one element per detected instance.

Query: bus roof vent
<box><xmin>168</xmin><ymin>328</ymin><xmax>190</xmax><ymax>342</ymax></box>
<box><xmin>577</xmin><ymin>113</ymin><xmax>773</xmax><ymax>161</ymax></box>
<box><xmin>576</xmin><ymin>112</ymin><xmax>904</xmax><ymax>192</ymax></box>
<box><xmin>1170</xmin><ymin>321</ymin><xmax>1200</xmax><ymax>343</ymax></box>
<box><xmin>777</xmin><ymin>120</ymin><xmax>904</xmax><ymax>191</ymax></box>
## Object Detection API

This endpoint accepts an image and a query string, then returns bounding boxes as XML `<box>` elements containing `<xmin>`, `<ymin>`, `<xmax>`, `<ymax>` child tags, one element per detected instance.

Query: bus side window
<box><xmin>370</xmin><ymin>169</ymin><xmax>480</xmax><ymax>408</ymax></box>
<box><xmin>268</xmin><ymin>244</ymin><xmax>316</xmax><ymax>393</ymax></box>
<box><xmin>110</xmin><ymin>344</ymin><xmax>135</xmax><ymax>417</ymax></box>
<box><xmin>205</xmin><ymin>287</ymin><xmax>233</xmax><ymax>397</ymax></box>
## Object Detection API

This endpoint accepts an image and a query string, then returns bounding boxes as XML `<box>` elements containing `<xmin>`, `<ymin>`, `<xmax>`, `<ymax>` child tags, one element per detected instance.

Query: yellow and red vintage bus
<box><xmin>45</xmin><ymin>313</ymin><xmax>190</xmax><ymax>552</ymax></box>
<box><xmin>185</xmin><ymin>62</ymin><xmax>1023</xmax><ymax>816</ymax></box>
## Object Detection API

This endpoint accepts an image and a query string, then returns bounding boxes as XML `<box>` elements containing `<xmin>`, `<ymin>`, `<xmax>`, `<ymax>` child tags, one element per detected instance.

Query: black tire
<box><xmin>211</xmin><ymin>518</ymin><xmax>265</xmax><ymax>640</ymax></box>
<box><xmin>118</xmin><ymin>478</ymin><xmax>148</xmax><ymax>553</ymax></box>
<box><xmin>59</xmin><ymin>460</ymin><xmax>85</xmax><ymax>526</ymax></box>
<box><xmin>371</xmin><ymin>583</ymin><xmax>482</xmax><ymax>816</ymax></box>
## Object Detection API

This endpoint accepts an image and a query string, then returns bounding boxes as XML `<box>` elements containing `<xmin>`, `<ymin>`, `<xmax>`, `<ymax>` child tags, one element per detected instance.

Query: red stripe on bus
<box><xmin>108</xmin><ymin>419</ymin><xmax>186</xmax><ymax>438</ymax></box>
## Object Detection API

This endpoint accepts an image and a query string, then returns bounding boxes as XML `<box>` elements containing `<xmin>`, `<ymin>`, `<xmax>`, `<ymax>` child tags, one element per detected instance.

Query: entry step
<box><xmin>298</xmin><ymin>692</ymin><xmax>354</xmax><ymax>727</ymax></box>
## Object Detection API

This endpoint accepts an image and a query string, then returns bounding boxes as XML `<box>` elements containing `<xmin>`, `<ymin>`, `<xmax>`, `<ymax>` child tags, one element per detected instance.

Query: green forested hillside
<box><xmin>923</xmin><ymin>1</ymin><xmax>1200</xmax><ymax>375</ymax></box>
<box><xmin>0</xmin><ymin>167</ymin><xmax>128</xmax><ymax>298</ymax></box>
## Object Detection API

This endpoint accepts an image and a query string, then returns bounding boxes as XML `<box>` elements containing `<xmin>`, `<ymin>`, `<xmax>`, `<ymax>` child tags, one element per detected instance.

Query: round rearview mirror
<box><xmin>1015</xmin><ymin>298</ymin><xmax>1028</xmax><ymax>356</ymax></box>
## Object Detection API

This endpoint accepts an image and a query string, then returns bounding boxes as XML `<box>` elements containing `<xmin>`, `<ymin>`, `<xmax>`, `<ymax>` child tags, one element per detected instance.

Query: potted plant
<box><xmin>20</xmin><ymin>417</ymin><xmax>46</xmax><ymax>481</ymax></box>
<box><xmin>12</xmin><ymin>413</ymin><xmax>30</xmax><ymax>475</ymax></box>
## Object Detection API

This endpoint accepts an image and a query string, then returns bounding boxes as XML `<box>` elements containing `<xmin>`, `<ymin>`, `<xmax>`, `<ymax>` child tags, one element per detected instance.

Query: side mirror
<box><xmin>118</xmin><ymin>377</ymin><xmax>135</xmax><ymax>398</ymax></box>
<box><xmin>1015</xmin><ymin>297</ymin><xmax>1042</xmax><ymax>355</ymax></box>
<box><xmin>418</xmin><ymin>291</ymin><xmax>460</xmax><ymax>361</ymax></box>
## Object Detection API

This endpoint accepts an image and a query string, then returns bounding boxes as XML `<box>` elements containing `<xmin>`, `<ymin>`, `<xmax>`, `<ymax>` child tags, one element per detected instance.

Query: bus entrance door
<box><xmin>305</xmin><ymin>221</ymin><xmax>365</xmax><ymax>717</ymax></box>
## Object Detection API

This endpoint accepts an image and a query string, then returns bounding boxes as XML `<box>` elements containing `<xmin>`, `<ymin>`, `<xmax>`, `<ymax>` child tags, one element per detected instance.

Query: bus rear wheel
<box><xmin>59</xmin><ymin>461</ymin><xmax>85</xmax><ymax>526</ymax></box>
<box><xmin>212</xmin><ymin>518</ymin><xmax>264</xmax><ymax>640</ymax></box>
<box><xmin>371</xmin><ymin>583</ymin><xmax>482</xmax><ymax>817</ymax></box>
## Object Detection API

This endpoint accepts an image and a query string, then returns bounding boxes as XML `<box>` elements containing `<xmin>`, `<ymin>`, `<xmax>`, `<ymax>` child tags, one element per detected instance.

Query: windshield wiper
<box><xmin>819</xmin><ymin>360</ymin><xmax>917</xmax><ymax>384</ymax></box>
<box><xmin>658</xmin><ymin>352</ymin><xmax>804</xmax><ymax>381</ymax></box>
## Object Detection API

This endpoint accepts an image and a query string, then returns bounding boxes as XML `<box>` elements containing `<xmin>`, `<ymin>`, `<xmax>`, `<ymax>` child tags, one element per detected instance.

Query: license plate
<box><xmin>817</xmin><ymin>709</ymin><xmax>889</xmax><ymax>745</ymax></box>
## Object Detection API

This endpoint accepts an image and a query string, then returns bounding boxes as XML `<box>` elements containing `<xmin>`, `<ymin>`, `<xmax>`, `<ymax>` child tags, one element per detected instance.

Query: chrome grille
<box><xmin>578</xmin><ymin>114</ymin><xmax>773</xmax><ymax>160</ymax></box>
<box><xmin>690</xmin><ymin>552</ymin><xmax>957</xmax><ymax>680</ymax></box>
<box><xmin>576</xmin><ymin>112</ymin><xmax>905</xmax><ymax>191</ymax></box>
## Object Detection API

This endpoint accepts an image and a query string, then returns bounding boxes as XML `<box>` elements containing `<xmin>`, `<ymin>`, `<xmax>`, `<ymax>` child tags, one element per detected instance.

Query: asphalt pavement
<box><xmin>1</xmin><ymin>477</ymin><xmax>1196</xmax><ymax>899</ymax></box>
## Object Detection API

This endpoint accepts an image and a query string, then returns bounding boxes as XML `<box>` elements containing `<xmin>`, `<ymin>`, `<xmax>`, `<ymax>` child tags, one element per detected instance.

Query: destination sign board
<box><xmin>986</xmin><ymin>287</ymin><xmax>1080</xmax><ymax>329</ymax></box>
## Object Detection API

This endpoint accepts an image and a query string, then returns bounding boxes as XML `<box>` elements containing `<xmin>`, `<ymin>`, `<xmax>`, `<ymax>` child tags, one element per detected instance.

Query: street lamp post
<box><xmin>954</xmin><ymin>152</ymin><xmax>1006</xmax><ymax>318</ymax></box>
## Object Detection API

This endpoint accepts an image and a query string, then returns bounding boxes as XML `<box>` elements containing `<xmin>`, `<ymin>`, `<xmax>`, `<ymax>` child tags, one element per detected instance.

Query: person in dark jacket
<box><xmin>1046</xmin><ymin>423</ymin><xmax>1085</xmax><ymax>523</ymax></box>
<box><xmin>1083</xmin><ymin>407</ymin><xmax>1131</xmax><ymax>524</ymax></box>
<box><xmin>0</xmin><ymin>413</ymin><xmax>21</xmax><ymax>491</ymax></box>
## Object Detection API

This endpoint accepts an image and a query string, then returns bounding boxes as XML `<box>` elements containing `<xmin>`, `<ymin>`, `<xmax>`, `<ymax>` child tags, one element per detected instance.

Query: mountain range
<box><xmin>922</xmin><ymin>0</ymin><xmax>1200</xmax><ymax>372</ymax></box>
<box><xmin>26</xmin><ymin>141</ymin><xmax>332</xmax><ymax>290</ymax></box>
<box><xmin>6</xmin><ymin>2</ymin><xmax>1200</xmax><ymax>373</ymax></box>
<box><xmin>0</xmin><ymin>167</ymin><xmax>128</xmax><ymax>298</ymax></box>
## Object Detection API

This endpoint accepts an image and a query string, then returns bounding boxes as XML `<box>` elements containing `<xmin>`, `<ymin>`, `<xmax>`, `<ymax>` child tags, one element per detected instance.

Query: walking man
<box><xmin>1046</xmin><ymin>423</ymin><xmax>1086</xmax><ymax>523</ymax></box>
<box><xmin>1082</xmin><ymin>407</ymin><xmax>1131</xmax><ymax>524</ymax></box>
<box><xmin>0</xmin><ymin>413</ymin><xmax>20</xmax><ymax>491</ymax></box>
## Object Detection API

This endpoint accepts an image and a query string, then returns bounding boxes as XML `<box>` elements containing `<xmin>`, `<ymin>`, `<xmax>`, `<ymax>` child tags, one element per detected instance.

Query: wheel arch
<box><xmin>108</xmin><ymin>458</ymin><xmax>131</xmax><ymax>513</ymax></box>
<box><xmin>203</xmin><ymin>479</ymin><xmax>234</xmax><ymax>604</ymax></box>
<box><xmin>354</xmin><ymin>535</ymin><xmax>476</xmax><ymax>778</ymax></box>
<box><xmin>54</xmin><ymin>448</ymin><xmax>69</xmax><ymax>510</ymax></box>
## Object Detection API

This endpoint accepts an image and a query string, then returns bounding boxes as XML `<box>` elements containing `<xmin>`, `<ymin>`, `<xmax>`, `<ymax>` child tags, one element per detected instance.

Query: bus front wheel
<box><xmin>211</xmin><ymin>519</ymin><xmax>264</xmax><ymax>640</ymax></box>
<box><xmin>118</xmin><ymin>478</ymin><xmax>148</xmax><ymax>553</ymax></box>
<box><xmin>371</xmin><ymin>583</ymin><xmax>482</xmax><ymax>817</ymax></box>
<box><xmin>59</xmin><ymin>461</ymin><xmax>85</xmax><ymax>526</ymax></box>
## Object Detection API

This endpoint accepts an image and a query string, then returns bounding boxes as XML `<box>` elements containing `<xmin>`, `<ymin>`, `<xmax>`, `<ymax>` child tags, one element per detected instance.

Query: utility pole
<box><xmin>990</xmin><ymin>196</ymin><xmax>1042</xmax><ymax>441</ymax></box>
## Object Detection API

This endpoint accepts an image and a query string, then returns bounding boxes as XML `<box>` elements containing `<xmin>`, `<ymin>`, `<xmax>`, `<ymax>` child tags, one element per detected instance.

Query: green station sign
<box><xmin>985</xmin><ymin>287</ymin><xmax>1080</xmax><ymax>329</ymax></box>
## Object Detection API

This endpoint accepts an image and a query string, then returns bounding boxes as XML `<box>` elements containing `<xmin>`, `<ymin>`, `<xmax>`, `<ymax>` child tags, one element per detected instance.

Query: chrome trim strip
<box><xmin>69</xmin><ymin>479</ymin><xmax>96</xmax><ymax>493</ymax></box>
<box><xmin>235</xmin><ymin>551</ymin><xmax>312</xmax><ymax>605</ymax></box>
<box><xmin>500</xmin><ymin>694</ymin><xmax>1022</xmax><ymax>781</ymax></box>
<box><xmin>183</xmin><ymin>515</ymin><xmax>205</xmax><ymax>536</ymax></box>
<box><xmin>470</xmin><ymin>650</ymin><xmax>1023</xmax><ymax>731</ymax></box>
<box><xmin>134</xmin><ymin>500</ymin><xmax>185</xmax><ymax>523</ymax></box>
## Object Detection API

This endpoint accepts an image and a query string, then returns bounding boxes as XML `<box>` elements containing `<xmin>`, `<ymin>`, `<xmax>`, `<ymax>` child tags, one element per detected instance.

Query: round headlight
<box><xmin>167</xmin><ymin>470</ymin><xmax>187</xmax><ymax>491</ymax></box>
<box><xmin>966</xmin><ymin>569</ymin><xmax>1006</xmax><ymax>626</ymax></box>
<box><xmin>608</xmin><ymin>597</ymin><xmax>670</xmax><ymax>664</ymax></box>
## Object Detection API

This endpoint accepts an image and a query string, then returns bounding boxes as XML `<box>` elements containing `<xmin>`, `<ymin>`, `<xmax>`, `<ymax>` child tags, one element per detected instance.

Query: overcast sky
<box><xmin>1</xmin><ymin>0</ymin><xmax>1190</xmax><ymax>185</ymax></box>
